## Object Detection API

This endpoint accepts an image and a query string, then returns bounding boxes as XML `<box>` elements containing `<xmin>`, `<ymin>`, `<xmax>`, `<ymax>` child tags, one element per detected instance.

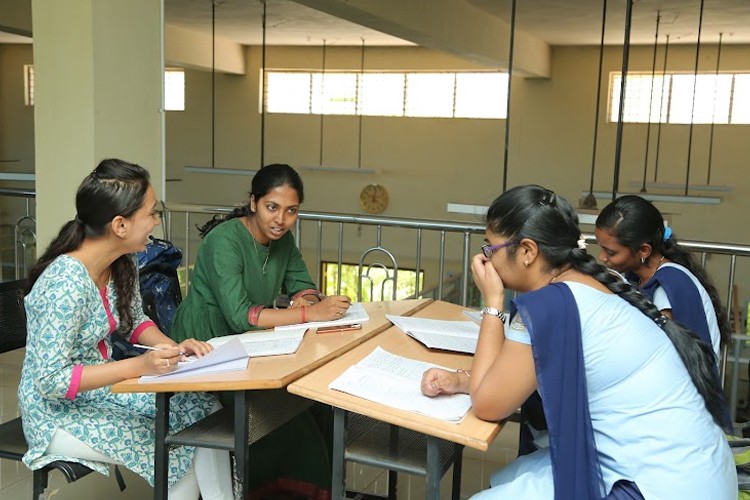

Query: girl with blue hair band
<box><xmin>595</xmin><ymin>195</ymin><xmax>729</xmax><ymax>361</ymax></box>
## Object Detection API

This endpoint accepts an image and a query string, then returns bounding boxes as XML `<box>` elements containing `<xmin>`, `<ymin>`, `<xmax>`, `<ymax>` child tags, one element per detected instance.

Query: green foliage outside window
<box><xmin>321</xmin><ymin>262</ymin><xmax>424</xmax><ymax>302</ymax></box>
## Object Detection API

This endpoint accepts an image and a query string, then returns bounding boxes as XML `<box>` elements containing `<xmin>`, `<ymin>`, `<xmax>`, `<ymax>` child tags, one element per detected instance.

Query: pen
<box><xmin>133</xmin><ymin>344</ymin><xmax>183</xmax><ymax>354</ymax></box>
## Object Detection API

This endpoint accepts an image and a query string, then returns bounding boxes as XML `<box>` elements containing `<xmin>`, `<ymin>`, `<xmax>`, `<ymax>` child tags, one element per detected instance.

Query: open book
<box><xmin>139</xmin><ymin>337</ymin><xmax>249</xmax><ymax>382</ymax></box>
<box><xmin>207</xmin><ymin>328</ymin><xmax>307</xmax><ymax>357</ymax></box>
<box><xmin>275</xmin><ymin>302</ymin><xmax>370</xmax><ymax>331</ymax></box>
<box><xmin>328</xmin><ymin>346</ymin><xmax>472</xmax><ymax>422</ymax></box>
<box><xmin>386</xmin><ymin>314</ymin><xmax>480</xmax><ymax>354</ymax></box>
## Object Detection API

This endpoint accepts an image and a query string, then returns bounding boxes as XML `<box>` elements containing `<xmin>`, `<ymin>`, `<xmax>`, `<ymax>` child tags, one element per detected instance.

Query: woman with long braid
<box><xmin>595</xmin><ymin>195</ymin><xmax>729</xmax><ymax>360</ymax></box>
<box><xmin>420</xmin><ymin>185</ymin><xmax>735</xmax><ymax>499</ymax></box>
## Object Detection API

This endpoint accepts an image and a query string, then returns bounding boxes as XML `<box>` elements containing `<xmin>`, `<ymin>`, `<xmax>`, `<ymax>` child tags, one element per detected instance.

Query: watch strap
<box><xmin>481</xmin><ymin>306</ymin><xmax>504</xmax><ymax>319</ymax></box>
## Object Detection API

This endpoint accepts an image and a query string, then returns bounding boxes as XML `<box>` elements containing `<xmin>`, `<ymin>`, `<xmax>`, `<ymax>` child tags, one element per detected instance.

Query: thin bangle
<box><xmin>301</xmin><ymin>306</ymin><xmax>307</xmax><ymax>323</ymax></box>
<box><xmin>456</xmin><ymin>368</ymin><xmax>470</xmax><ymax>378</ymax></box>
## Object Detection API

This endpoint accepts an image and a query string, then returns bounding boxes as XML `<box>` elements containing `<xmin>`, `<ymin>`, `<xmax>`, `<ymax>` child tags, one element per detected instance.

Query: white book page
<box><xmin>386</xmin><ymin>315</ymin><xmax>479</xmax><ymax>353</ymax></box>
<box><xmin>408</xmin><ymin>331</ymin><xmax>477</xmax><ymax>354</ymax></box>
<box><xmin>275</xmin><ymin>302</ymin><xmax>370</xmax><ymax>331</ymax></box>
<box><xmin>386</xmin><ymin>315</ymin><xmax>479</xmax><ymax>337</ymax></box>
<box><xmin>328</xmin><ymin>346</ymin><xmax>472</xmax><ymax>422</ymax></box>
<box><xmin>139</xmin><ymin>337</ymin><xmax>249</xmax><ymax>382</ymax></box>
<box><xmin>208</xmin><ymin>328</ymin><xmax>307</xmax><ymax>357</ymax></box>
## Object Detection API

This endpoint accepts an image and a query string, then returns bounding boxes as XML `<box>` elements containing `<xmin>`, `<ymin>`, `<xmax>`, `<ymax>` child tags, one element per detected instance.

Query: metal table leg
<box><xmin>451</xmin><ymin>444</ymin><xmax>464</xmax><ymax>500</ymax></box>
<box><xmin>426</xmin><ymin>436</ymin><xmax>440</xmax><ymax>499</ymax></box>
<box><xmin>234</xmin><ymin>390</ymin><xmax>250</xmax><ymax>499</ymax></box>
<box><xmin>331</xmin><ymin>407</ymin><xmax>347</xmax><ymax>499</ymax></box>
<box><xmin>154</xmin><ymin>392</ymin><xmax>172</xmax><ymax>500</ymax></box>
<box><xmin>731</xmin><ymin>335</ymin><xmax>742</xmax><ymax>425</ymax></box>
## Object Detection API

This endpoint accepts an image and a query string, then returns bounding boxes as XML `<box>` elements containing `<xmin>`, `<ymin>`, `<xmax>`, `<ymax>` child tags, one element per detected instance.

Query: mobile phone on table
<box><xmin>316</xmin><ymin>323</ymin><xmax>362</xmax><ymax>334</ymax></box>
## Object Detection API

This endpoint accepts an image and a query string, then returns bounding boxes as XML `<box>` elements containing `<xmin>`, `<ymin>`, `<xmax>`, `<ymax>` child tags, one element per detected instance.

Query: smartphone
<box><xmin>316</xmin><ymin>323</ymin><xmax>362</xmax><ymax>334</ymax></box>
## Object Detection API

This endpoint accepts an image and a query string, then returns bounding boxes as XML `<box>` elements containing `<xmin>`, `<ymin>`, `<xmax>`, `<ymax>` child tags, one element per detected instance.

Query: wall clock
<box><xmin>359</xmin><ymin>184</ymin><xmax>389</xmax><ymax>214</ymax></box>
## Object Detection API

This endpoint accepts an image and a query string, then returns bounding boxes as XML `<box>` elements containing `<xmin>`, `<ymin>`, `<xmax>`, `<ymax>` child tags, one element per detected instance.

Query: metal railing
<box><xmin>3</xmin><ymin>194</ymin><xmax>750</xmax><ymax>421</ymax></box>
<box><xmin>0</xmin><ymin>188</ymin><xmax>36</xmax><ymax>280</ymax></box>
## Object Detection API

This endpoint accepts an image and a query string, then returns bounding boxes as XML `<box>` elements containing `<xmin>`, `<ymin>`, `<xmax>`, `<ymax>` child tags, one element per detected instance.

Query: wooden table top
<box><xmin>288</xmin><ymin>300</ymin><xmax>503</xmax><ymax>451</ymax></box>
<box><xmin>112</xmin><ymin>299</ymin><xmax>432</xmax><ymax>394</ymax></box>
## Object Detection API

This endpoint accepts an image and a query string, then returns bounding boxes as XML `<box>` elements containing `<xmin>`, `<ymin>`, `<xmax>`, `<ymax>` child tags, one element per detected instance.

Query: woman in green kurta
<box><xmin>172</xmin><ymin>163</ymin><xmax>349</xmax><ymax>499</ymax></box>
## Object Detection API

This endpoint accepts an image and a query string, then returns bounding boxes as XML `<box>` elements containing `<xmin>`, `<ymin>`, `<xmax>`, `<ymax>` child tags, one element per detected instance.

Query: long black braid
<box><xmin>487</xmin><ymin>185</ymin><xmax>729</xmax><ymax>430</ymax></box>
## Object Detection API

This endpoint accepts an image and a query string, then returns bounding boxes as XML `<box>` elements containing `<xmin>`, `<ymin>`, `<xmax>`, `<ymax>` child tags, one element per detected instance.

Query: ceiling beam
<box><xmin>292</xmin><ymin>0</ymin><xmax>551</xmax><ymax>78</ymax></box>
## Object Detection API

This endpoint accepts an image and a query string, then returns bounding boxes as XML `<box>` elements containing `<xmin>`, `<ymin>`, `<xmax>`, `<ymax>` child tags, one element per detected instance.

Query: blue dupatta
<box><xmin>641</xmin><ymin>265</ymin><xmax>732</xmax><ymax>431</ymax></box>
<box><xmin>641</xmin><ymin>266</ymin><xmax>711</xmax><ymax>348</ymax></box>
<box><xmin>512</xmin><ymin>283</ymin><xmax>605</xmax><ymax>500</ymax></box>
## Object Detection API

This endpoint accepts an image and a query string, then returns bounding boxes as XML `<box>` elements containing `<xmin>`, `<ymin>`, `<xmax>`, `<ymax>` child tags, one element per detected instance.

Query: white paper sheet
<box><xmin>207</xmin><ymin>328</ymin><xmax>307</xmax><ymax>357</ymax></box>
<box><xmin>386</xmin><ymin>314</ymin><xmax>480</xmax><ymax>354</ymax></box>
<box><xmin>139</xmin><ymin>337</ymin><xmax>249</xmax><ymax>382</ymax></box>
<box><xmin>274</xmin><ymin>302</ymin><xmax>370</xmax><ymax>331</ymax></box>
<box><xmin>328</xmin><ymin>346</ymin><xmax>472</xmax><ymax>422</ymax></box>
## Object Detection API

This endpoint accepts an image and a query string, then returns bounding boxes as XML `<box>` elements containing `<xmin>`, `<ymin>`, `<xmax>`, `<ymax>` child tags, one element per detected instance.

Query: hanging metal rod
<box><xmin>707</xmin><ymin>32</ymin><xmax>723</xmax><ymax>185</ymax></box>
<box><xmin>612</xmin><ymin>0</ymin><xmax>634</xmax><ymax>202</ymax></box>
<box><xmin>501</xmin><ymin>0</ymin><xmax>517</xmax><ymax>193</ymax></box>
<box><xmin>684</xmin><ymin>0</ymin><xmax>706</xmax><ymax>195</ymax></box>
<box><xmin>582</xmin><ymin>0</ymin><xmax>608</xmax><ymax>209</ymax></box>
<box><xmin>260</xmin><ymin>0</ymin><xmax>267</xmax><ymax>169</ymax></box>
<box><xmin>653</xmin><ymin>34</ymin><xmax>670</xmax><ymax>182</ymax></box>
<box><xmin>640</xmin><ymin>11</ymin><xmax>660</xmax><ymax>193</ymax></box>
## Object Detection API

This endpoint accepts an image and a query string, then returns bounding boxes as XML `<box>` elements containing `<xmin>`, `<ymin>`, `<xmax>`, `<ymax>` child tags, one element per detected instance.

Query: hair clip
<box><xmin>654</xmin><ymin>315</ymin><xmax>668</xmax><ymax>327</ymax></box>
<box><xmin>576</xmin><ymin>237</ymin><xmax>587</xmax><ymax>250</ymax></box>
<box><xmin>663</xmin><ymin>226</ymin><xmax>672</xmax><ymax>241</ymax></box>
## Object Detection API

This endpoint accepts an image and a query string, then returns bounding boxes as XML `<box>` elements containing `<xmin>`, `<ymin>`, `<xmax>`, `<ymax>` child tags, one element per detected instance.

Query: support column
<box><xmin>32</xmin><ymin>0</ymin><xmax>164</xmax><ymax>250</ymax></box>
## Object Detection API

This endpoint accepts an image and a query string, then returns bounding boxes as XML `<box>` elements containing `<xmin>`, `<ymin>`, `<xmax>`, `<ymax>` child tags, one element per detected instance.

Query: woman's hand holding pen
<box><xmin>307</xmin><ymin>295</ymin><xmax>351</xmax><ymax>321</ymax></box>
<box><xmin>139</xmin><ymin>344</ymin><xmax>182</xmax><ymax>375</ymax></box>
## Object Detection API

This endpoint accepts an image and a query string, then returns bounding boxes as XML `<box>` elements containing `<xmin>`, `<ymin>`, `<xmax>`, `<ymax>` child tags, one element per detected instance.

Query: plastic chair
<box><xmin>0</xmin><ymin>279</ymin><xmax>94</xmax><ymax>499</ymax></box>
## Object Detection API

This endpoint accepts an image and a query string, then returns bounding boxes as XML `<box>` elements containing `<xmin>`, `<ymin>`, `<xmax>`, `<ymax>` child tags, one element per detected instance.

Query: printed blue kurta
<box><xmin>19</xmin><ymin>255</ymin><xmax>218</xmax><ymax>487</ymax></box>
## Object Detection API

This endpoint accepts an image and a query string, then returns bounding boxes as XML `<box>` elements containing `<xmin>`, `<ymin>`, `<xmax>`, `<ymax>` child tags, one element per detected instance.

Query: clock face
<box><xmin>359</xmin><ymin>184</ymin><xmax>389</xmax><ymax>214</ymax></box>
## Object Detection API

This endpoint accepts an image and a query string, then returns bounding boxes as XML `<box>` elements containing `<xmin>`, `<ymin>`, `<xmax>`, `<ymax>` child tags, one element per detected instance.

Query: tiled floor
<box><xmin>0</xmin><ymin>348</ymin><xmax>518</xmax><ymax>499</ymax></box>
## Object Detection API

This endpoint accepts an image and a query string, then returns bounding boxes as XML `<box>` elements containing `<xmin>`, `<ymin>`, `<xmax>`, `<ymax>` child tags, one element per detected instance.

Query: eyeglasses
<box><xmin>481</xmin><ymin>241</ymin><xmax>518</xmax><ymax>258</ymax></box>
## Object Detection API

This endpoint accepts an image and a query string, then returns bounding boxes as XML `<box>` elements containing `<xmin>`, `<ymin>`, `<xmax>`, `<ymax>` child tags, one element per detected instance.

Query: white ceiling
<box><xmin>163</xmin><ymin>0</ymin><xmax>750</xmax><ymax>47</ymax></box>
<box><xmin>4</xmin><ymin>0</ymin><xmax>750</xmax><ymax>47</ymax></box>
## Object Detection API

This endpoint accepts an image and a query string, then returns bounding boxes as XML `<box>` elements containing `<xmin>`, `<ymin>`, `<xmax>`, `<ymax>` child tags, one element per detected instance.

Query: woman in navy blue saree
<box><xmin>421</xmin><ymin>185</ymin><xmax>735</xmax><ymax>499</ymax></box>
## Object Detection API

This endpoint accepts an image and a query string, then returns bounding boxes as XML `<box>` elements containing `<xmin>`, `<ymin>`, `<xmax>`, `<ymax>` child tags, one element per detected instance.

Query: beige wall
<box><xmin>166</xmin><ymin>43</ymin><xmax>750</xmax><ymax>243</ymax></box>
<box><xmin>0</xmin><ymin>44</ymin><xmax>33</xmax><ymax>173</ymax></box>
<box><xmin>4</xmin><ymin>39</ymin><xmax>750</xmax><ymax>295</ymax></box>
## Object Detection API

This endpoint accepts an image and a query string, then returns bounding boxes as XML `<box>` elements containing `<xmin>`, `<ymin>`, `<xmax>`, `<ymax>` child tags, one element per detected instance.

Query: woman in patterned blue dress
<box><xmin>420</xmin><ymin>185</ymin><xmax>735</xmax><ymax>499</ymax></box>
<box><xmin>19</xmin><ymin>159</ymin><xmax>233</xmax><ymax>499</ymax></box>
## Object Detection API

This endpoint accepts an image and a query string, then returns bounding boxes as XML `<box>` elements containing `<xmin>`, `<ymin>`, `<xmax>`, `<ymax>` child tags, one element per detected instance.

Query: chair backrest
<box><xmin>0</xmin><ymin>279</ymin><xmax>28</xmax><ymax>354</ymax></box>
<box><xmin>357</xmin><ymin>246</ymin><xmax>399</xmax><ymax>302</ymax></box>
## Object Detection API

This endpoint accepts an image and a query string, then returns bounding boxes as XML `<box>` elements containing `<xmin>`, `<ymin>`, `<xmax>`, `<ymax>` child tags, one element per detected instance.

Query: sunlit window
<box><xmin>266</xmin><ymin>71</ymin><xmax>508</xmax><ymax>119</ymax></box>
<box><xmin>164</xmin><ymin>69</ymin><xmax>185</xmax><ymax>111</ymax></box>
<box><xmin>609</xmin><ymin>72</ymin><xmax>746</xmax><ymax>124</ymax></box>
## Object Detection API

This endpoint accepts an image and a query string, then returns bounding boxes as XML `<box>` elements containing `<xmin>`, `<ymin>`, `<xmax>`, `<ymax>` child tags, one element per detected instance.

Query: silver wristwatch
<box><xmin>481</xmin><ymin>306</ymin><xmax>504</xmax><ymax>319</ymax></box>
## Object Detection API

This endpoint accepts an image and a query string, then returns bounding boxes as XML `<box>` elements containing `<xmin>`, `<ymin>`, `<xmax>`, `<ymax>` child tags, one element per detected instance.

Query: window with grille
<box><xmin>24</xmin><ymin>65</ymin><xmax>185</xmax><ymax>111</ymax></box>
<box><xmin>320</xmin><ymin>262</ymin><xmax>424</xmax><ymax>302</ymax></box>
<box><xmin>609</xmin><ymin>72</ymin><xmax>750</xmax><ymax>124</ymax></box>
<box><xmin>266</xmin><ymin>71</ymin><xmax>508</xmax><ymax>119</ymax></box>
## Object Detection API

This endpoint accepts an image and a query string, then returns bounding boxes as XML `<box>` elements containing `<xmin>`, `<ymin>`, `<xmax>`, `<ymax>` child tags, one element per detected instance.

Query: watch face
<box><xmin>359</xmin><ymin>184</ymin><xmax>389</xmax><ymax>214</ymax></box>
